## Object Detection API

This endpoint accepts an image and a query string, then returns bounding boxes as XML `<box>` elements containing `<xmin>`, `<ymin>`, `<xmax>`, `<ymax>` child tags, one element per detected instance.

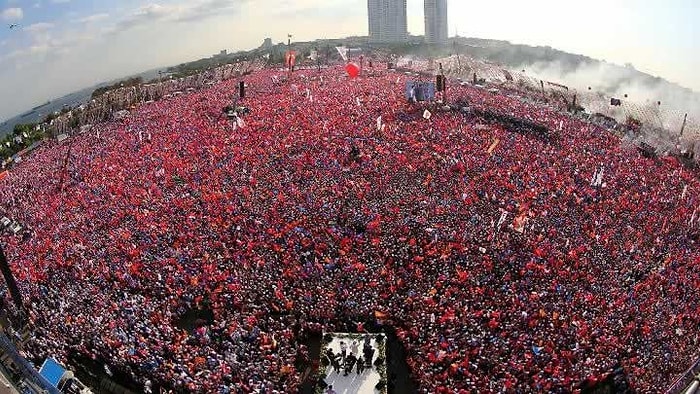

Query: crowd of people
<box><xmin>0</xmin><ymin>63</ymin><xmax>699</xmax><ymax>393</ymax></box>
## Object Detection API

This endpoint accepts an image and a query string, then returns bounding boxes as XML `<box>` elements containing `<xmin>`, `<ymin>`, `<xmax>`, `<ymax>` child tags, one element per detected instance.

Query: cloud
<box><xmin>175</xmin><ymin>0</ymin><xmax>240</xmax><ymax>22</ymax></box>
<box><xmin>112</xmin><ymin>0</ymin><xmax>245</xmax><ymax>33</ymax></box>
<box><xmin>1</xmin><ymin>7</ymin><xmax>23</xmax><ymax>21</ymax></box>
<box><xmin>112</xmin><ymin>3</ymin><xmax>174</xmax><ymax>32</ymax></box>
<box><xmin>24</xmin><ymin>22</ymin><xmax>54</xmax><ymax>32</ymax></box>
<box><xmin>77</xmin><ymin>13</ymin><xmax>109</xmax><ymax>24</ymax></box>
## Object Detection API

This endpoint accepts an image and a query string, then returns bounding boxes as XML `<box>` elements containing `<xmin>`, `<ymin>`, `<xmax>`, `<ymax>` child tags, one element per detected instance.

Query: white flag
<box><xmin>376</xmin><ymin>116</ymin><xmax>382</xmax><ymax>131</ymax></box>
<box><xmin>497</xmin><ymin>211</ymin><xmax>508</xmax><ymax>228</ymax></box>
<box><xmin>690</xmin><ymin>209</ymin><xmax>696</xmax><ymax>228</ymax></box>
<box><xmin>423</xmin><ymin>110</ymin><xmax>432</xmax><ymax>120</ymax></box>
<box><xmin>335</xmin><ymin>46</ymin><xmax>349</xmax><ymax>62</ymax></box>
<box><xmin>682</xmin><ymin>185</ymin><xmax>688</xmax><ymax>199</ymax></box>
<box><xmin>595</xmin><ymin>167</ymin><xmax>604</xmax><ymax>187</ymax></box>
<box><xmin>591</xmin><ymin>166</ymin><xmax>604</xmax><ymax>187</ymax></box>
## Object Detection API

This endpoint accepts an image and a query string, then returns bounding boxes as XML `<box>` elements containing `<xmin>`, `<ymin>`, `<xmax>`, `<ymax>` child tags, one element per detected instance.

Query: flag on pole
<box><xmin>423</xmin><ymin>109</ymin><xmax>432</xmax><ymax>120</ymax></box>
<box><xmin>690</xmin><ymin>209</ymin><xmax>696</xmax><ymax>228</ymax></box>
<box><xmin>590</xmin><ymin>166</ymin><xmax>604</xmax><ymax>187</ymax></box>
<box><xmin>335</xmin><ymin>46</ymin><xmax>349</xmax><ymax>62</ymax></box>
<box><xmin>511</xmin><ymin>201</ymin><xmax>530</xmax><ymax>233</ymax></box>
<box><xmin>497</xmin><ymin>211</ymin><xmax>508</xmax><ymax>228</ymax></box>
<box><xmin>513</xmin><ymin>212</ymin><xmax>528</xmax><ymax>233</ymax></box>
<box><xmin>595</xmin><ymin>167</ymin><xmax>604</xmax><ymax>187</ymax></box>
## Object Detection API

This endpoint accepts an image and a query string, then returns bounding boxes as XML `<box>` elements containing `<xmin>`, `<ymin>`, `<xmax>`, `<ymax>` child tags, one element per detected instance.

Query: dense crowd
<box><xmin>0</xmin><ymin>64</ymin><xmax>699</xmax><ymax>393</ymax></box>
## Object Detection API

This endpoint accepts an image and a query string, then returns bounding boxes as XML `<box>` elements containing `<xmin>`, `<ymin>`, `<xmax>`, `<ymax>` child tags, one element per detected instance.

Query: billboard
<box><xmin>405</xmin><ymin>81</ymin><xmax>436</xmax><ymax>102</ymax></box>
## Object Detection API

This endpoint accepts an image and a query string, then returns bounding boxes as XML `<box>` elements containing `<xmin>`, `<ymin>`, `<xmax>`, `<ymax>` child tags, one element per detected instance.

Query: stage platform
<box><xmin>318</xmin><ymin>333</ymin><xmax>387</xmax><ymax>394</ymax></box>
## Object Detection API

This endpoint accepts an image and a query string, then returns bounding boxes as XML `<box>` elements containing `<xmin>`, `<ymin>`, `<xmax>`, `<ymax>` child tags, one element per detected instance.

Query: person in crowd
<box><xmin>339</xmin><ymin>341</ymin><xmax>347</xmax><ymax>362</ymax></box>
<box><xmin>344</xmin><ymin>353</ymin><xmax>357</xmax><ymax>377</ymax></box>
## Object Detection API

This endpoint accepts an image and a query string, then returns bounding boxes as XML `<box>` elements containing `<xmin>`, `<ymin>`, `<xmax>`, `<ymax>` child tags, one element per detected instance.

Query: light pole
<box><xmin>680</xmin><ymin>113</ymin><xmax>688</xmax><ymax>138</ymax></box>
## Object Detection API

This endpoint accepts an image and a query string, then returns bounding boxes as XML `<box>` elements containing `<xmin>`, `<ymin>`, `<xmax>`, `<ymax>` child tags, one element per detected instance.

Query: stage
<box><xmin>318</xmin><ymin>333</ymin><xmax>387</xmax><ymax>394</ymax></box>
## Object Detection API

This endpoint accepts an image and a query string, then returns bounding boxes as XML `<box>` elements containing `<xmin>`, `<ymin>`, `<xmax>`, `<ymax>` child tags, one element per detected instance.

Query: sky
<box><xmin>0</xmin><ymin>0</ymin><xmax>698</xmax><ymax>121</ymax></box>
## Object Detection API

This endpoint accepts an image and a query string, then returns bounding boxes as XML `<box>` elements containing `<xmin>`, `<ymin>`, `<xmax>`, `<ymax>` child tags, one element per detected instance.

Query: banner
<box><xmin>285</xmin><ymin>51</ymin><xmax>297</xmax><ymax>69</ymax></box>
<box><xmin>405</xmin><ymin>81</ymin><xmax>436</xmax><ymax>102</ymax></box>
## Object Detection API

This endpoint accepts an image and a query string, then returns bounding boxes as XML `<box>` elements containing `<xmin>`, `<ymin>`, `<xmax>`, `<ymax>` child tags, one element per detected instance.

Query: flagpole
<box><xmin>287</xmin><ymin>34</ymin><xmax>293</xmax><ymax>76</ymax></box>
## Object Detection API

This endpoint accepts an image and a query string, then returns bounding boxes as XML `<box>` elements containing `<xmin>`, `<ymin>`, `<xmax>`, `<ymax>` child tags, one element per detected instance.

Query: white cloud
<box><xmin>112</xmin><ymin>0</ymin><xmax>245</xmax><ymax>32</ymax></box>
<box><xmin>77</xmin><ymin>13</ymin><xmax>109</xmax><ymax>24</ymax></box>
<box><xmin>1</xmin><ymin>7</ymin><xmax>23</xmax><ymax>21</ymax></box>
<box><xmin>24</xmin><ymin>22</ymin><xmax>54</xmax><ymax>32</ymax></box>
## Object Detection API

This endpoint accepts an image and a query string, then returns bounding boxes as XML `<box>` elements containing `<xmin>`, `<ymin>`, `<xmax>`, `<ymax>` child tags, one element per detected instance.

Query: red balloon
<box><xmin>345</xmin><ymin>63</ymin><xmax>360</xmax><ymax>78</ymax></box>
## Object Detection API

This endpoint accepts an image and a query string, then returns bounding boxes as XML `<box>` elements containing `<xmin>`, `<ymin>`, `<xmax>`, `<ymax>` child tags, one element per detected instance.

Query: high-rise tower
<box><xmin>368</xmin><ymin>0</ymin><xmax>408</xmax><ymax>43</ymax></box>
<box><xmin>424</xmin><ymin>0</ymin><xmax>448</xmax><ymax>44</ymax></box>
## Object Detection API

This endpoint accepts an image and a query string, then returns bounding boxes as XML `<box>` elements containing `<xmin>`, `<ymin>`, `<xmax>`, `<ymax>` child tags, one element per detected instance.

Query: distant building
<box><xmin>424</xmin><ymin>0</ymin><xmax>448</xmax><ymax>44</ymax></box>
<box><xmin>367</xmin><ymin>0</ymin><xmax>408</xmax><ymax>43</ymax></box>
<box><xmin>213</xmin><ymin>49</ymin><xmax>227</xmax><ymax>59</ymax></box>
<box><xmin>261</xmin><ymin>38</ymin><xmax>273</xmax><ymax>50</ymax></box>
